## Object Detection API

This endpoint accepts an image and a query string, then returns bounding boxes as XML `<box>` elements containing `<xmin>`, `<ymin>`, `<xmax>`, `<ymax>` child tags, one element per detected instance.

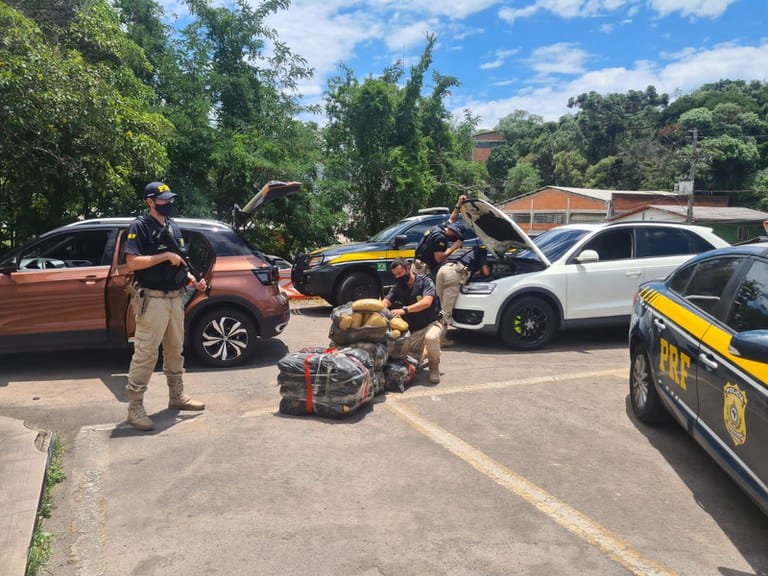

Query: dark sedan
<box><xmin>628</xmin><ymin>242</ymin><xmax>768</xmax><ymax>516</ymax></box>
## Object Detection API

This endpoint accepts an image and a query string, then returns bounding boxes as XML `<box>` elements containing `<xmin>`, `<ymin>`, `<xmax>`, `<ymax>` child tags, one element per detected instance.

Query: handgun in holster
<box><xmin>126</xmin><ymin>282</ymin><xmax>149</xmax><ymax>316</ymax></box>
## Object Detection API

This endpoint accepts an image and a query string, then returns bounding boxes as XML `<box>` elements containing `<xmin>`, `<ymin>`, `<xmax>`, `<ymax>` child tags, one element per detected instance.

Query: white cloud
<box><xmin>528</xmin><ymin>43</ymin><xmax>590</xmax><ymax>75</ymax></box>
<box><xmin>648</xmin><ymin>0</ymin><xmax>738</xmax><ymax>18</ymax></box>
<box><xmin>480</xmin><ymin>48</ymin><xmax>520</xmax><ymax>70</ymax></box>
<box><xmin>498</xmin><ymin>0</ymin><xmax>738</xmax><ymax>22</ymax></box>
<box><xmin>457</xmin><ymin>40</ymin><xmax>768</xmax><ymax>130</ymax></box>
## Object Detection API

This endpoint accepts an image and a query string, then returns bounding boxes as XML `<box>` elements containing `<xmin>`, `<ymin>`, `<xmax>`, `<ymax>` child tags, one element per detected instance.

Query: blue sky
<box><xmin>163</xmin><ymin>0</ymin><xmax>768</xmax><ymax>130</ymax></box>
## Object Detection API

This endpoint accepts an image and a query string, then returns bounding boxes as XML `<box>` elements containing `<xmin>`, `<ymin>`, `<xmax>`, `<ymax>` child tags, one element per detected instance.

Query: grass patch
<box><xmin>26</xmin><ymin>434</ymin><xmax>66</xmax><ymax>576</ymax></box>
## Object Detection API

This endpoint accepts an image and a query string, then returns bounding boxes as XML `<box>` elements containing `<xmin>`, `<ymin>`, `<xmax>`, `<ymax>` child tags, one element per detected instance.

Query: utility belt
<box><xmin>444</xmin><ymin>261</ymin><xmax>470</xmax><ymax>272</ymax></box>
<box><xmin>141</xmin><ymin>287</ymin><xmax>186</xmax><ymax>298</ymax></box>
<box><xmin>126</xmin><ymin>283</ymin><xmax>185</xmax><ymax>317</ymax></box>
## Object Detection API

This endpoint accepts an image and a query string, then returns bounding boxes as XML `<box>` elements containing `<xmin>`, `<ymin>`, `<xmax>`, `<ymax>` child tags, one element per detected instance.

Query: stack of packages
<box><xmin>278</xmin><ymin>299</ymin><xmax>418</xmax><ymax>417</ymax></box>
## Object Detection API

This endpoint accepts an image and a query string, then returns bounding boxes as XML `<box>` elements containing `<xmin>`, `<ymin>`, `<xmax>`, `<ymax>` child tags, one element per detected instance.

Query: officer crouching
<box><xmin>123</xmin><ymin>181</ymin><xmax>207</xmax><ymax>431</ymax></box>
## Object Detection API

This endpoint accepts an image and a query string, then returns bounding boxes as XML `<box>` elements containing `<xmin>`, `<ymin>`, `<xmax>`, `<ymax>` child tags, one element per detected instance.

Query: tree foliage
<box><xmin>3</xmin><ymin>0</ymin><xmax>768</xmax><ymax>255</ymax></box>
<box><xmin>0</xmin><ymin>0</ymin><xmax>171</xmax><ymax>245</ymax></box>
<box><xmin>321</xmin><ymin>34</ymin><xmax>487</xmax><ymax>239</ymax></box>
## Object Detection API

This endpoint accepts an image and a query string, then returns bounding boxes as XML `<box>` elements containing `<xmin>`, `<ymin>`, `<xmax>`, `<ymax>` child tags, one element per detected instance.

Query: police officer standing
<box><xmin>123</xmin><ymin>182</ymin><xmax>207</xmax><ymax>431</ymax></box>
<box><xmin>384</xmin><ymin>257</ymin><xmax>444</xmax><ymax>384</ymax></box>
<box><xmin>436</xmin><ymin>244</ymin><xmax>491</xmax><ymax>345</ymax></box>
<box><xmin>413</xmin><ymin>194</ymin><xmax>467</xmax><ymax>277</ymax></box>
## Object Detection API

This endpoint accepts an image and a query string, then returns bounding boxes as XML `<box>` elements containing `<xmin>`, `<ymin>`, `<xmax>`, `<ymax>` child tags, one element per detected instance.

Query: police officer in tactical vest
<box><xmin>436</xmin><ymin>244</ymin><xmax>491</xmax><ymax>345</ymax></box>
<box><xmin>123</xmin><ymin>182</ymin><xmax>207</xmax><ymax>431</ymax></box>
<box><xmin>413</xmin><ymin>194</ymin><xmax>468</xmax><ymax>277</ymax></box>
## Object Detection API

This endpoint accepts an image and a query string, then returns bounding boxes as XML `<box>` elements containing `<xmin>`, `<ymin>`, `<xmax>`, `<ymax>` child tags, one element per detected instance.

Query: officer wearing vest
<box><xmin>384</xmin><ymin>257</ymin><xmax>444</xmax><ymax>384</ymax></box>
<box><xmin>123</xmin><ymin>181</ymin><xmax>207</xmax><ymax>431</ymax></box>
<box><xmin>436</xmin><ymin>244</ymin><xmax>492</xmax><ymax>345</ymax></box>
<box><xmin>413</xmin><ymin>194</ymin><xmax>467</xmax><ymax>277</ymax></box>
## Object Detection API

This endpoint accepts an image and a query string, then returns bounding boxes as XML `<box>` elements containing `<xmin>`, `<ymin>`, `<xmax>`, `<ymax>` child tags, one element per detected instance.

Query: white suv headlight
<box><xmin>461</xmin><ymin>282</ymin><xmax>496</xmax><ymax>295</ymax></box>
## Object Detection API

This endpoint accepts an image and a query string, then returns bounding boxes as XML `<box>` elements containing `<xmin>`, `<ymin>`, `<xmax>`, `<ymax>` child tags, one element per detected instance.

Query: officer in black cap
<box><xmin>122</xmin><ymin>181</ymin><xmax>207</xmax><ymax>431</ymax></box>
<box><xmin>413</xmin><ymin>195</ymin><xmax>467</xmax><ymax>277</ymax></box>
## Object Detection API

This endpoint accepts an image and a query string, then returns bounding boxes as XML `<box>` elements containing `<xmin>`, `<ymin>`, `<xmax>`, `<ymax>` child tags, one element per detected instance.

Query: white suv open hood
<box><xmin>460</xmin><ymin>198</ymin><xmax>551</xmax><ymax>266</ymax></box>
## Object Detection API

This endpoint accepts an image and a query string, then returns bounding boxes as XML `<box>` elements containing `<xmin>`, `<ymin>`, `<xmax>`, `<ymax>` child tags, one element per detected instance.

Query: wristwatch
<box><xmin>403</xmin><ymin>306</ymin><xmax>408</xmax><ymax>314</ymax></box>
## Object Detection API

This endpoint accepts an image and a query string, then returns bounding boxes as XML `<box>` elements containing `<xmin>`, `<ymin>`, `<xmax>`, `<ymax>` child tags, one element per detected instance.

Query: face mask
<box><xmin>397</xmin><ymin>275</ymin><xmax>410</xmax><ymax>288</ymax></box>
<box><xmin>155</xmin><ymin>202</ymin><xmax>174</xmax><ymax>218</ymax></box>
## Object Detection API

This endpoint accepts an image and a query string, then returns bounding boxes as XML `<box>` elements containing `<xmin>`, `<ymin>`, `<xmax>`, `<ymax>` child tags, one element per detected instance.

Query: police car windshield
<box><xmin>515</xmin><ymin>228</ymin><xmax>590</xmax><ymax>262</ymax></box>
<box><xmin>369</xmin><ymin>220</ymin><xmax>413</xmax><ymax>242</ymax></box>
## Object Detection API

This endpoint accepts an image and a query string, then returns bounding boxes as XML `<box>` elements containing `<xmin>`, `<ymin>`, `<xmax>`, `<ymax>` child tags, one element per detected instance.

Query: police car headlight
<box><xmin>308</xmin><ymin>254</ymin><xmax>326</xmax><ymax>268</ymax></box>
<box><xmin>461</xmin><ymin>282</ymin><xmax>496</xmax><ymax>295</ymax></box>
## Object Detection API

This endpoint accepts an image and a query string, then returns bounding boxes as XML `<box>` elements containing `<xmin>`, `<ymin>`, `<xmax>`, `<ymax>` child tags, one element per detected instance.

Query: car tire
<box><xmin>629</xmin><ymin>344</ymin><xmax>669</xmax><ymax>425</ymax></box>
<box><xmin>498</xmin><ymin>296</ymin><xmax>556</xmax><ymax>350</ymax></box>
<box><xmin>191</xmin><ymin>307</ymin><xmax>257</xmax><ymax>367</ymax></box>
<box><xmin>334</xmin><ymin>272</ymin><xmax>381</xmax><ymax>306</ymax></box>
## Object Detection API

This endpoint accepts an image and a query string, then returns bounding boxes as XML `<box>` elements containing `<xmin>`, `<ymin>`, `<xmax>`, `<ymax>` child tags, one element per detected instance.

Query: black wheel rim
<box><xmin>510</xmin><ymin>303</ymin><xmax>550</xmax><ymax>345</ymax></box>
<box><xmin>631</xmin><ymin>352</ymin><xmax>650</xmax><ymax>410</ymax></box>
<box><xmin>201</xmin><ymin>315</ymin><xmax>249</xmax><ymax>362</ymax></box>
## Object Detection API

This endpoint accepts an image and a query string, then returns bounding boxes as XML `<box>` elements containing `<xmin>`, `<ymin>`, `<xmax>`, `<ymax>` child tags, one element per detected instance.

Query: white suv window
<box><xmin>580</xmin><ymin>228</ymin><xmax>633</xmax><ymax>261</ymax></box>
<box><xmin>636</xmin><ymin>227</ymin><xmax>714</xmax><ymax>258</ymax></box>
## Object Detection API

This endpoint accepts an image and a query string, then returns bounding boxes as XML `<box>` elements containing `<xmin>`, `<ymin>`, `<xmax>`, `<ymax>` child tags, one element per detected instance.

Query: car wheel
<box><xmin>334</xmin><ymin>272</ymin><xmax>381</xmax><ymax>306</ymax></box>
<box><xmin>629</xmin><ymin>345</ymin><xmax>669</xmax><ymax>424</ymax></box>
<box><xmin>498</xmin><ymin>296</ymin><xmax>556</xmax><ymax>350</ymax></box>
<box><xmin>191</xmin><ymin>307</ymin><xmax>257</xmax><ymax>367</ymax></box>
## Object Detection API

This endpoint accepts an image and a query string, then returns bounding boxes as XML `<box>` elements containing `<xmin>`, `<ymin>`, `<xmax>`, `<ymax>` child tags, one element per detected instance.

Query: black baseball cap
<box><xmin>143</xmin><ymin>181</ymin><xmax>177</xmax><ymax>201</ymax></box>
<box><xmin>446</xmin><ymin>222</ymin><xmax>465</xmax><ymax>240</ymax></box>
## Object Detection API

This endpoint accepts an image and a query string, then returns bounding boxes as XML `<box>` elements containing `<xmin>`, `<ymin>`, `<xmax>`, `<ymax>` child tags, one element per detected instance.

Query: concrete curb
<box><xmin>0</xmin><ymin>417</ymin><xmax>53</xmax><ymax>576</ymax></box>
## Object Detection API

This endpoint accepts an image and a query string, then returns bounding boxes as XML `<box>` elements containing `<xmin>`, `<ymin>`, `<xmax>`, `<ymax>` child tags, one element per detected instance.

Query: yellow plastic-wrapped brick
<box><xmin>364</xmin><ymin>312</ymin><xmax>388</xmax><ymax>328</ymax></box>
<box><xmin>389</xmin><ymin>317</ymin><xmax>409</xmax><ymax>332</ymax></box>
<box><xmin>352</xmin><ymin>298</ymin><xmax>386</xmax><ymax>312</ymax></box>
<box><xmin>338</xmin><ymin>315</ymin><xmax>354</xmax><ymax>330</ymax></box>
<box><xmin>351</xmin><ymin>312</ymin><xmax>366</xmax><ymax>328</ymax></box>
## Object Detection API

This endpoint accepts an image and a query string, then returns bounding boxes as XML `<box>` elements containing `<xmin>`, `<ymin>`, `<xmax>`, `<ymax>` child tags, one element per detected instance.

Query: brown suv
<box><xmin>0</xmin><ymin>182</ymin><xmax>298</xmax><ymax>367</ymax></box>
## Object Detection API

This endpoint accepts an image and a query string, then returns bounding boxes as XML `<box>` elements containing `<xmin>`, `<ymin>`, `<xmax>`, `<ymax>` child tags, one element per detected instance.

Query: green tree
<box><xmin>503</xmin><ymin>162</ymin><xmax>541</xmax><ymax>197</ymax></box>
<box><xmin>321</xmin><ymin>35</ymin><xmax>482</xmax><ymax>240</ymax></box>
<box><xmin>0</xmin><ymin>0</ymin><xmax>170</xmax><ymax>246</ymax></box>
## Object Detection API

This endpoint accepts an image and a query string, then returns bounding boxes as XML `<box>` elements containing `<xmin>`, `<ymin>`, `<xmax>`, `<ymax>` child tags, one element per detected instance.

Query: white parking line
<box><xmin>384</xmin><ymin>400</ymin><xmax>677</xmax><ymax>576</ymax></box>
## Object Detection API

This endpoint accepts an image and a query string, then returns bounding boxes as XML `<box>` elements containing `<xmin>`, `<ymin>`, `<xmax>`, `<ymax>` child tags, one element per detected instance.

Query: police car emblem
<box><xmin>723</xmin><ymin>382</ymin><xmax>748</xmax><ymax>446</ymax></box>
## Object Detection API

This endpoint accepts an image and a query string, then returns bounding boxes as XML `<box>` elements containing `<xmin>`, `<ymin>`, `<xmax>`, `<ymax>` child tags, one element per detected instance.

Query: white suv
<box><xmin>452</xmin><ymin>199</ymin><xmax>729</xmax><ymax>350</ymax></box>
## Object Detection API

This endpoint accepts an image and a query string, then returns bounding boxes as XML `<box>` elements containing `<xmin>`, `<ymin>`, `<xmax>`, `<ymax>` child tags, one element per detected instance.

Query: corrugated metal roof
<box><xmin>500</xmin><ymin>186</ymin><xmax>678</xmax><ymax>204</ymax></box>
<box><xmin>641</xmin><ymin>204</ymin><xmax>768</xmax><ymax>222</ymax></box>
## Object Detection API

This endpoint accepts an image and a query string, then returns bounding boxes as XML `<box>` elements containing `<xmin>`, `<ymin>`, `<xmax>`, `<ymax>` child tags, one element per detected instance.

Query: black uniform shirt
<box><xmin>385</xmin><ymin>274</ymin><xmax>439</xmax><ymax>332</ymax></box>
<box><xmin>415</xmin><ymin>225</ymin><xmax>449</xmax><ymax>275</ymax></box>
<box><xmin>125</xmin><ymin>215</ymin><xmax>188</xmax><ymax>291</ymax></box>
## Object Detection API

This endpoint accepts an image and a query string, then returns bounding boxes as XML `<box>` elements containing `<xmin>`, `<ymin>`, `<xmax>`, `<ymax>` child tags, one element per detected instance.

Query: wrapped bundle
<box><xmin>349</xmin><ymin>341</ymin><xmax>388</xmax><ymax>371</ymax></box>
<box><xmin>386</xmin><ymin>330</ymin><xmax>411</xmax><ymax>360</ymax></box>
<box><xmin>278</xmin><ymin>348</ymin><xmax>374</xmax><ymax>417</ymax></box>
<box><xmin>383</xmin><ymin>358</ymin><xmax>417</xmax><ymax>393</ymax></box>
<box><xmin>328</xmin><ymin>302</ymin><xmax>390</xmax><ymax>345</ymax></box>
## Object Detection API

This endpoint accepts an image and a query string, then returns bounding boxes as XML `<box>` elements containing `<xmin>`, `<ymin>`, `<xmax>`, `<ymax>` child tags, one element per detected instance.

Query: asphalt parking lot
<box><xmin>2</xmin><ymin>299</ymin><xmax>768</xmax><ymax>576</ymax></box>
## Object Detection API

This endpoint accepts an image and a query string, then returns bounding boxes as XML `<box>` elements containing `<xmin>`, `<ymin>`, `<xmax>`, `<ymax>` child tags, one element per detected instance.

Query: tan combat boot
<box><xmin>429</xmin><ymin>363</ymin><xmax>441</xmax><ymax>384</ymax></box>
<box><xmin>126</xmin><ymin>391</ymin><xmax>155</xmax><ymax>431</ymax></box>
<box><xmin>168</xmin><ymin>378</ymin><xmax>205</xmax><ymax>411</ymax></box>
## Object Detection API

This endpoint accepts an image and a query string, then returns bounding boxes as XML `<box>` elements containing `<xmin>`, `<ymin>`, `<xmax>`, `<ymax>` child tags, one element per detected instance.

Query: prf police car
<box><xmin>291</xmin><ymin>208</ymin><xmax>477</xmax><ymax>306</ymax></box>
<box><xmin>628</xmin><ymin>242</ymin><xmax>768</xmax><ymax>515</ymax></box>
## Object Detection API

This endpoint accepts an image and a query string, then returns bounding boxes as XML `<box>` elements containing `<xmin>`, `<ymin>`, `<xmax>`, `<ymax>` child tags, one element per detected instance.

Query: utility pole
<box><xmin>686</xmin><ymin>128</ymin><xmax>698</xmax><ymax>223</ymax></box>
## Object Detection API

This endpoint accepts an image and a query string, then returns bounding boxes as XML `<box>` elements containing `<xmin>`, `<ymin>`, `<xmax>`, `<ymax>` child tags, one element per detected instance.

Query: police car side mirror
<box><xmin>392</xmin><ymin>234</ymin><xmax>408</xmax><ymax>248</ymax></box>
<box><xmin>728</xmin><ymin>330</ymin><xmax>768</xmax><ymax>363</ymax></box>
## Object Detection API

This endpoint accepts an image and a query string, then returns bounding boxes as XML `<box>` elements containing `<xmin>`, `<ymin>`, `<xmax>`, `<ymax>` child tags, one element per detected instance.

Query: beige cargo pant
<box><xmin>436</xmin><ymin>262</ymin><xmax>469</xmax><ymax>328</ymax></box>
<box><xmin>408</xmin><ymin>319</ymin><xmax>443</xmax><ymax>369</ymax></box>
<box><xmin>127</xmin><ymin>289</ymin><xmax>185</xmax><ymax>393</ymax></box>
<box><xmin>412</xmin><ymin>259</ymin><xmax>429</xmax><ymax>277</ymax></box>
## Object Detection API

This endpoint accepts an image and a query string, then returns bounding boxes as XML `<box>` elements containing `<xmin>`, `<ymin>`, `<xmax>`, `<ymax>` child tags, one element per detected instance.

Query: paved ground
<box><xmin>2</xmin><ymin>299</ymin><xmax>767</xmax><ymax>575</ymax></box>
